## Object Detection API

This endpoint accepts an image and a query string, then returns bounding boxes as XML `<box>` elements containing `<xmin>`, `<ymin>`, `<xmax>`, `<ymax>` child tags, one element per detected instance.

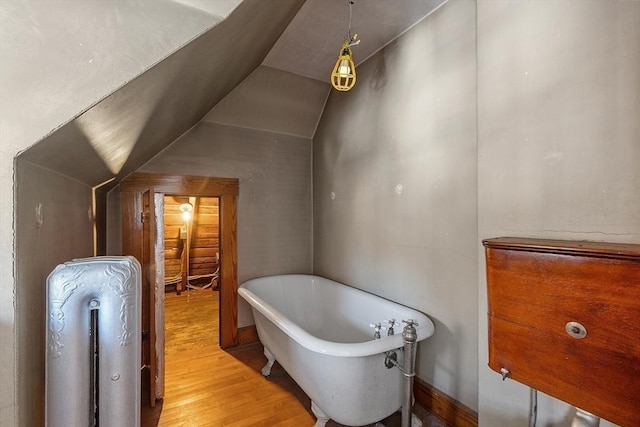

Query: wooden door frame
<box><xmin>121</xmin><ymin>173</ymin><xmax>239</xmax><ymax>351</ymax></box>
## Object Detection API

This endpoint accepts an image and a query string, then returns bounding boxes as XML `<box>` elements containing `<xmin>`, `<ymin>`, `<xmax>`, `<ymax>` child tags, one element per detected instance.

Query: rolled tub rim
<box><xmin>238</xmin><ymin>274</ymin><xmax>434</xmax><ymax>357</ymax></box>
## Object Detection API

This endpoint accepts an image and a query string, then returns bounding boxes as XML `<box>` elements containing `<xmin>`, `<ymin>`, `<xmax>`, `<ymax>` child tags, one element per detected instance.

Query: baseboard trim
<box><xmin>236</xmin><ymin>325</ymin><xmax>259</xmax><ymax>345</ymax></box>
<box><xmin>414</xmin><ymin>377</ymin><xmax>478</xmax><ymax>427</ymax></box>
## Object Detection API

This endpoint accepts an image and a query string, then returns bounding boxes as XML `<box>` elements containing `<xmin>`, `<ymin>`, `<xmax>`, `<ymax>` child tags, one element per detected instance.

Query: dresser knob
<box><xmin>565</xmin><ymin>321</ymin><xmax>587</xmax><ymax>339</ymax></box>
<box><xmin>500</xmin><ymin>368</ymin><xmax>510</xmax><ymax>381</ymax></box>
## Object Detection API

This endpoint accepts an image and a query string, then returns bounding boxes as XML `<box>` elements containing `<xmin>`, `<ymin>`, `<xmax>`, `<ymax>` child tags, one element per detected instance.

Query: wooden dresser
<box><xmin>483</xmin><ymin>237</ymin><xmax>640</xmax><ymax>427</ymax></box>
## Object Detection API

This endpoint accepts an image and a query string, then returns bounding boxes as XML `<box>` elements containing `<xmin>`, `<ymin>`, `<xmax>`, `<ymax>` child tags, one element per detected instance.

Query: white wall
<box><xmin>313</xmin><ymin>0</ymin><xmax>478</xmax><ymax>410</ymax></box>
<box><xmin>477</xmin><ymin>1</ymin><xmax>640</xmax><ymax>425</ymax></box>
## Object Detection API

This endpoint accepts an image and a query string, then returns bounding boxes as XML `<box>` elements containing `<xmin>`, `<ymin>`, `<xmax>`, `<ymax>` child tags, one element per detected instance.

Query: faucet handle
<box><xmin>402</xmin><ymin>319</ymin><xmax>419</xmax><ymax>327</ymax></box>
<box><xmin>384</xmin><ymin>319</ymin><xmax>397</xmax><ymax>335</ymax></box>
<box><xmin>369</xmin><ymin>322</ymin><xmax>385</xmax><ymax>339</ymax></box>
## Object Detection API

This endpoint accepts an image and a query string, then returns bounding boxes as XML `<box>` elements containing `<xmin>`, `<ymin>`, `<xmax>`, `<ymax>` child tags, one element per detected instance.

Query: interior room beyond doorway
<box><xmin>163</xmin><ymin>195</ymin><xmax>221</xmax><ymax>295</ymax></box>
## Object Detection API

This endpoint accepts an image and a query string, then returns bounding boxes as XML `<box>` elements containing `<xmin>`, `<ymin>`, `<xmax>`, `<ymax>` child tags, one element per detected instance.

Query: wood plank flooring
<box><xmin>141</xmin><ymin>288</ymin><xmax>444</xmax><ymax>427</ymax></box>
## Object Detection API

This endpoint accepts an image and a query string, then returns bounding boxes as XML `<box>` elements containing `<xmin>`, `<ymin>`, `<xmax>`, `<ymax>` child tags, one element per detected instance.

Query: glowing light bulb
<box><xmin>338</xmin><ymin>59</ymin><xmax>351</xmax><ymax>77</ymax></box>
<box><xmin>179</xmin><ymin>203</ymin><xmax>193</xmax><ymax>222</ymax></box>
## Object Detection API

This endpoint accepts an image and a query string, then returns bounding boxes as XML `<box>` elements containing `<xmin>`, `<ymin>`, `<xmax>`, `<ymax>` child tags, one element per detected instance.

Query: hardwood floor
<box><xmin>141</xmin><ymin>288</ymin><xmax>321</xmax><ymax>426</ymax></box>
<box><xmin>141</xmin><ymin>288</ymin><xmax>443</xmax><ymax>427</ymax></box>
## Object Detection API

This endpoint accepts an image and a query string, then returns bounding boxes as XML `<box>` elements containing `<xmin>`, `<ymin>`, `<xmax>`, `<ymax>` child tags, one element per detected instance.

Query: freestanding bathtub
<box><xmin>238</xmin><ymin>274</ymin><xmax>434</xmax><ymax>427</ymax></box>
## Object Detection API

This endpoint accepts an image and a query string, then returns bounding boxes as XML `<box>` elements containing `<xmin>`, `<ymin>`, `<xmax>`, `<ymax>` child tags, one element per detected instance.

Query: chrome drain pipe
<box><xmin>401</xmin><ymin>319</ymin><xmax>418</xmax><ymax>427</ymax></box>
<box><xmin>529</xmin><ymin>388</ymin><xmax>537</xmax><ymax>427</ymax></box>
<box><xmin>571</xmin><ymin>408</ymin><xmax>600</xmax><ymax>427</ymax></box>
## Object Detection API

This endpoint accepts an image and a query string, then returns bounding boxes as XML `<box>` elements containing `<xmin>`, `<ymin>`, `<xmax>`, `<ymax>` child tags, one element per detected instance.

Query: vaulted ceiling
<box><xmin>7</xmin><ymin>0</ymin><xmax>446</xmax><ymax>188</ymax></box>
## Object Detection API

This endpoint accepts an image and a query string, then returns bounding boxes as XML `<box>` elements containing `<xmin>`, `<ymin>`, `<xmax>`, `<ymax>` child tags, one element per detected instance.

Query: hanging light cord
<box><xmin>348</xmin><ymin>1</ymin><xmax>353</xmax><ymax>41</ymax></box>
<box><xmin>346</xmin><ymin>1</ymin><xmax>360</xmax><ymax>47</ymax></box>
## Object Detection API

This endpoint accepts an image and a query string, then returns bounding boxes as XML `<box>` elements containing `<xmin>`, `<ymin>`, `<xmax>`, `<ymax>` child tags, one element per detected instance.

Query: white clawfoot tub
<box><xmin>238</xmin><ymin>274</ymin><xmax>435</xmax><ymax>427</ymax></box>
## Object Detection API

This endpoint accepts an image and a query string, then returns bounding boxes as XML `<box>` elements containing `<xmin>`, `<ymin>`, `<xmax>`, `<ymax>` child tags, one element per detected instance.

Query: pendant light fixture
<box><xmin>330</xmin><ymin>0</ymin><xmax>361</xmax><ymax>92</ymax></box>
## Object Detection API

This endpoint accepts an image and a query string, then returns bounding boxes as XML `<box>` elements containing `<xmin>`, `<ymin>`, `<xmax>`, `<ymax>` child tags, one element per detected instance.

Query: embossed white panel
<box><xmin>46</xmin><ymin>256</ymin><xmax>141</xmax><ymax>427</ymax></box>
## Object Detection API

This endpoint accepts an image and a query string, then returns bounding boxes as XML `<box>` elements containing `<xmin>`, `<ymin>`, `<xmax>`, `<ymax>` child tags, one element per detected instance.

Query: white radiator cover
<box><xmin>46</xmin><ymin>256</ymin><xmax>141</xmax><ymax>426</ymax></box>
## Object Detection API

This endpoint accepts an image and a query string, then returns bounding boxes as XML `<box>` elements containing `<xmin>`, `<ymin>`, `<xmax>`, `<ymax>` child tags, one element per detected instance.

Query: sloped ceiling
<box><xmin>263</xmin><ymin>0</ymin><xmax>446</xmax><ymax>82</ymax></box>
<box><xmin>172</xmin><ymin>0</ymin><xmax>243</xmax><ymax>18</ymax></box>
<box><xmin>203</xmin><ymin>65</ymin><xmax>329</xmax><ymax>138</ymax></box>
<box><xmin>15</xmin><ymin>0</ymin><xmax>447</xmax><ymax>188</ymax></box>
<box><xmin>204</xmin><ymin>0</ymin><xmax>447</xmax><ymax>138</ymax></box>
<box><xmin>1</xmin><ymin>0</ymin><xmax>234</xmax><ymax>154</ymax></box>
<box><xmin>17</xmin><ymin>0</ymin><xmax>306</xmax><ymax>187</ymax></box>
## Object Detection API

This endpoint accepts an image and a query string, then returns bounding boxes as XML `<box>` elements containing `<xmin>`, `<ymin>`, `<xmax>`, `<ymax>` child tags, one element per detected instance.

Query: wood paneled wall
<box><xmin>164</xmin><ymin>196</ymin><xmax>219</xmax><ymax>281</ymax></box>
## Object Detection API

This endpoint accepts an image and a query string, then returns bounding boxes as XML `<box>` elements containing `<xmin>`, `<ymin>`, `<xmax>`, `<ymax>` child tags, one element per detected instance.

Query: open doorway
<box><xmin>120</xmin><ymin>173</ymin><xmax>240</xmax><ymax>409</ymax></box>
<box><xmin>158</xmin><ymin>195</ymin><xmax>221</xmax><ymax>399</ymax></box>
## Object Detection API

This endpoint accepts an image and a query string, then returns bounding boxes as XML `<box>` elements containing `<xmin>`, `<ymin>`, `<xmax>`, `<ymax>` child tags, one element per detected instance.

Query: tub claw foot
<box><xmin>374</xmin><ymin>413</ymin><xmax>421</xmax><ymax>427</ymax></box>
<box><xmin>261</xmin><ymin>346</ymin><xmax>276</xmax><ymax>376</ymax></box>
<box><xmin>411</xmin><ymin>413</ymin><xmax>423</xmax><ymax>427</ymax></box>
<box><xmin>311</xmin><ymin>401</ymin><xmax>330</xmax><ymax>427</ymax></box>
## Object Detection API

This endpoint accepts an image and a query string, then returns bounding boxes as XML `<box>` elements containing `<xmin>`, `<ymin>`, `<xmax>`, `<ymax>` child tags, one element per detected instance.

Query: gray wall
<box><xmin>477</xmin><ymin>1</ymin><xmax>640</xmax><ymax>426</ymax></box>
<box><xmin>15</xmin><ymin>160</ymin><xmax>94</xmax><ymax>426</ymax></box>
<box><xmin>135</xmin><ymin>66</ymin><xmax>326</xmax><ymax>327</ymax></box>
<box><xmin>140</xmin><ymin>123</ymin><xmax>313</xmax><ymax>326</ymax></box>
<box><xmin>313</xmin><ymin>0</ymin><xmax>478</xmax><ymax>410</ymax></box>
<box><xmin>106</xmin><ymin>186</ymin><xmax>122</xmax><ymax>256</ymax></box>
